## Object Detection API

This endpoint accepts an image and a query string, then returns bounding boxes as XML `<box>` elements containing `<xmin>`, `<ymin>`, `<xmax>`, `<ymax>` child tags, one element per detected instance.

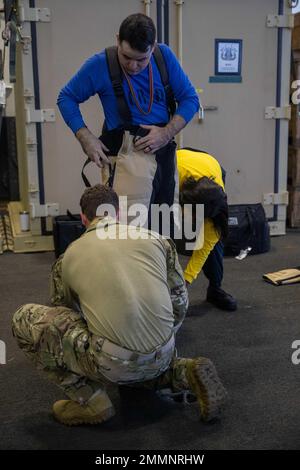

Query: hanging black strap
<box><xmin>105</xmin><ymin>46</ymin><xmax>132</xmax><ymax>128</ymax></box>
<box><xmin>81</xmin><ymin>158</ymin><xmax>92</xmax><ymax>187</ymax></box>
<box><xmin>153</xmin><ymin>45</ymin><xmax>176</xmax><ymax>117</ymax></box>
<box><xmin>81</xmin><ymin>158</ymin><xmax>115</xmax><ymax>189</ymax></box>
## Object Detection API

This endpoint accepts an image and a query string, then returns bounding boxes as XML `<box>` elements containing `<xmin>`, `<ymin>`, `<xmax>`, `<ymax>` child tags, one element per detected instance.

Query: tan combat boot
<box><xmin>53</xmin><ymin>391</ymin><xmax>115</xmax><ymax>426</ymax></box>
<box><xmin>173</xmin><ymin>357</ymin><xmax>228</xmax><ymax>422</ymax></box>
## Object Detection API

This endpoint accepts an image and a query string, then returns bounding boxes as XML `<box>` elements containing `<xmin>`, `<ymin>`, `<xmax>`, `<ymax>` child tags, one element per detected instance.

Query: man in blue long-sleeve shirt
<box><xmin>57</xmin><ymin>13</ymin><xmax>199</xmax><ymax>228</ymax></box>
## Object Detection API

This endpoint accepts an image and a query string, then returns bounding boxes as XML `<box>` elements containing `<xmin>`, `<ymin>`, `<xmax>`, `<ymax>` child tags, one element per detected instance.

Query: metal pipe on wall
<box><xmin>157</xmin><ymin>1</ymin><xmax>169</xmax><ymax>48</ymax></box>
<box><xmin>175</xmin><ymin>0</ymin><xmax>184</xmax><ymax>147</ymax></box>
<box><xmin>143</xmin><ymin>0</ymin><xmax>151</xmax><ymax>17</ymax></box>
<box><xmin>157</xmin><ymin>0</ymin><xmax>163</xmax><ymax>43</ymax></box>
<box><xmin>164</xmin><ymin>0</ymin><xmax>169</xmax><ymax>45</ymax></box>
<box><xmin>175</xmin><ymin>0</ymin><xmax>183</xmax><ymax>65</ymax></box>
<box><xmin>29</xmin><ymin>0</ymin><xmax>49</xmax><ymax>235</ymax></box>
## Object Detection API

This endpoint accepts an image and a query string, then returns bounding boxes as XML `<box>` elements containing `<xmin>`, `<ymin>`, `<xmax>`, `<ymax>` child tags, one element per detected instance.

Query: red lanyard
<box><xmin>122</xmin><ymin>62</ymin><xmax>154</xmax><ymax>115</ymax></box>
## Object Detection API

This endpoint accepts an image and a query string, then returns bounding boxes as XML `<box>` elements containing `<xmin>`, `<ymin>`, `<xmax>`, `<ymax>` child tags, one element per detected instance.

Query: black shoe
<box><xmin>206</xmin><ymin>286</ymin><xmax>237</xmax><ymax>311</ymax></box>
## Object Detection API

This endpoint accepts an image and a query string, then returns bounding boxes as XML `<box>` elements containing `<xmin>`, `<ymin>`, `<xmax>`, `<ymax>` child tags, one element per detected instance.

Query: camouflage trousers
<box><xmin>12</xmin><ymin>304</ymin><xmax>190</xmax><ymax>404</ymax></box>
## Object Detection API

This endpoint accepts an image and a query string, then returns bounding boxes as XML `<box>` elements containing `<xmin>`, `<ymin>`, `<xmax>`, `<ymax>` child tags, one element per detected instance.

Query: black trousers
<box><xmin>202</xmin><ymin>167</ymin><xmax>226</xmax><ymax>289</ymax></box>
<box><xmin>150</xmin><ymin>140</ymin><xmax>177</xmax><ymax>206</ymax></box>
<box><xmin>202</xmin><ymin>240</ymin><xmax>224</xmax><ymax>288</ymax></box>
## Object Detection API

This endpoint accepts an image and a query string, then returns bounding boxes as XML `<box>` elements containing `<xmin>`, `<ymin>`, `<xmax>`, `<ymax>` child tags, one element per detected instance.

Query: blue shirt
<box><xmin>57</xmin><ymin>44</ymin><xmax>199</xmax><ymax>133</ymax></box>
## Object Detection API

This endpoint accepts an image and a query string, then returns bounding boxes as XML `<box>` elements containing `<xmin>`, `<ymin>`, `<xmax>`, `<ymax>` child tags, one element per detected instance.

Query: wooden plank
<box><xmin>293</xmin><ymin>13</ymin><xmax>300</xmax><ymax>50</ymax></box>
<box><xmin>288</xmin><ymin>146</ymin><xmax>300</xmax><ymax>187</ymax></box>
<box><xmin>290</xmin><ymin>103</ymin><xmax>300</xmax><ymax>147</ymax></box>
<box><xmin>287</xmin><ymin>187</ymin><xmax>300</xmax><ymax>227</ymax></box>
<box><xmin>289</xmin><ymin>50</ymin><xmax>300</xmax><ymax>146</ymax></box>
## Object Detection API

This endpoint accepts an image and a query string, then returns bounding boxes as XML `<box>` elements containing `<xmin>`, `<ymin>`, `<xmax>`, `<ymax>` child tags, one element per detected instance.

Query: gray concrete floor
<box><xmin>0</xmin><ymin>230</ymin><xmax>300</xmax><ymax>449</ymax></box>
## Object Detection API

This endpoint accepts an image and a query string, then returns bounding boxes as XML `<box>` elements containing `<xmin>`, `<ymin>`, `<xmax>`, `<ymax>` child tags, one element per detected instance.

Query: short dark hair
<box><xmin>119</xmin><ymin>13</ymin><xmax>156</xmax><ymax>52</ymax></box>
<box><xmin>80</xmin><ymin>184</ymin><xmax>119</xmax><ymax>222</ymax></box>
<box><xmin>180</xmin><ymin>176</ymin><xmax>228</xmax><ymax>240</ymax></box>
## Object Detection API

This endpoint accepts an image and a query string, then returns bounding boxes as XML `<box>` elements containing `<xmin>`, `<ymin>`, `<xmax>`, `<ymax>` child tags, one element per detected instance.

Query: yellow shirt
<box><xmin>177</xmin><ymin>149</ymin><xmax>224</xmax><ymax>283</ymax></box>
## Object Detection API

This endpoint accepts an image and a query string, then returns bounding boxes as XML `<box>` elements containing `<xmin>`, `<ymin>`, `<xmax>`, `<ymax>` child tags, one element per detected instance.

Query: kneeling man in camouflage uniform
<box><xmin>12</xmin><ymin>184</ymin><xmax>227</xmax><ymax>426</ymax></box>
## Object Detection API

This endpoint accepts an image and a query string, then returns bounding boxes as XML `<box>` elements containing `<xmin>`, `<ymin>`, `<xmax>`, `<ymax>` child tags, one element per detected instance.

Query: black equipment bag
<box><xmin>224</xmin><ymin>203</ymin><xmax>270</xmax><ymax>256</ymax></box>
<box><xmin>53</xmin><ymin>211</ymin><xmax>85</xmax><ymax>258</ymax></box>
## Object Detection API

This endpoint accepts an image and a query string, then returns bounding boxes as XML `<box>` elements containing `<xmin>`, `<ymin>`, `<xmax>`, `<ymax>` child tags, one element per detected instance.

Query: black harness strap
<box><xmin>153</xmin><ymin>45</ymin><xmax>176</xmax><ymax>117</ymax></box>
<box><xmin>81</xmin><ymin>158</ymin><xmax>115</xmax><ymax>189</ymax></box>
<box><xmin>105</xmin><ymin>44</ymin><xmax>176</xmax><ymax>127</ymax></box>
<box><xmin>81</xmin><ymin>158</ymin><xmax>92</xmax><ymax>187</ymax></box>
<box><xmin>97</xmin><ymin>45</ymin><xmax>177</xmax><ymax>189</ymax></box>
<box><xmin>105</xmin><ymin>46</ymin><xmax>132</xmax><ymax>128</ymax></box>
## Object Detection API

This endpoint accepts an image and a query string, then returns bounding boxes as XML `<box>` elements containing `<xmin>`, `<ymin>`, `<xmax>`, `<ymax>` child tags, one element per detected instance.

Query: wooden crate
<box><xmin>288</xmin><ymin>188</ymin><xmax>300</xmax><ymax>227</ymax></box>
<box><xmin>290</xmin><ymin>15</ymin><xmax>300</xmax><ymax>146</ymax></box>
<box><xmin>292</xmin><ymin>13</ymin><xmax>300</xmax><ymax>50</ymax></box>
<box><xmin>288</xmin><ymin>146</ymin><xmax>300</xmax><ymax>187</ymax></box>
<box><xmin>290</xmin><ymin>102</ymin><xmax>300</xmax><ymax>147</ymax></box>
<box><xmin>290</xmin><ymin>51</ymin><xmax>300</xmax><ymax>147</ymax></box>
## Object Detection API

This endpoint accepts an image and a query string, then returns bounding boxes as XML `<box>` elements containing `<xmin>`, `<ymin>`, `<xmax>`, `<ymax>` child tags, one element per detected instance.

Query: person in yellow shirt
<box><xmin>177</xmin><ymin>148</ymin><xmax>237</xmax><ymax>311</ymax></box>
